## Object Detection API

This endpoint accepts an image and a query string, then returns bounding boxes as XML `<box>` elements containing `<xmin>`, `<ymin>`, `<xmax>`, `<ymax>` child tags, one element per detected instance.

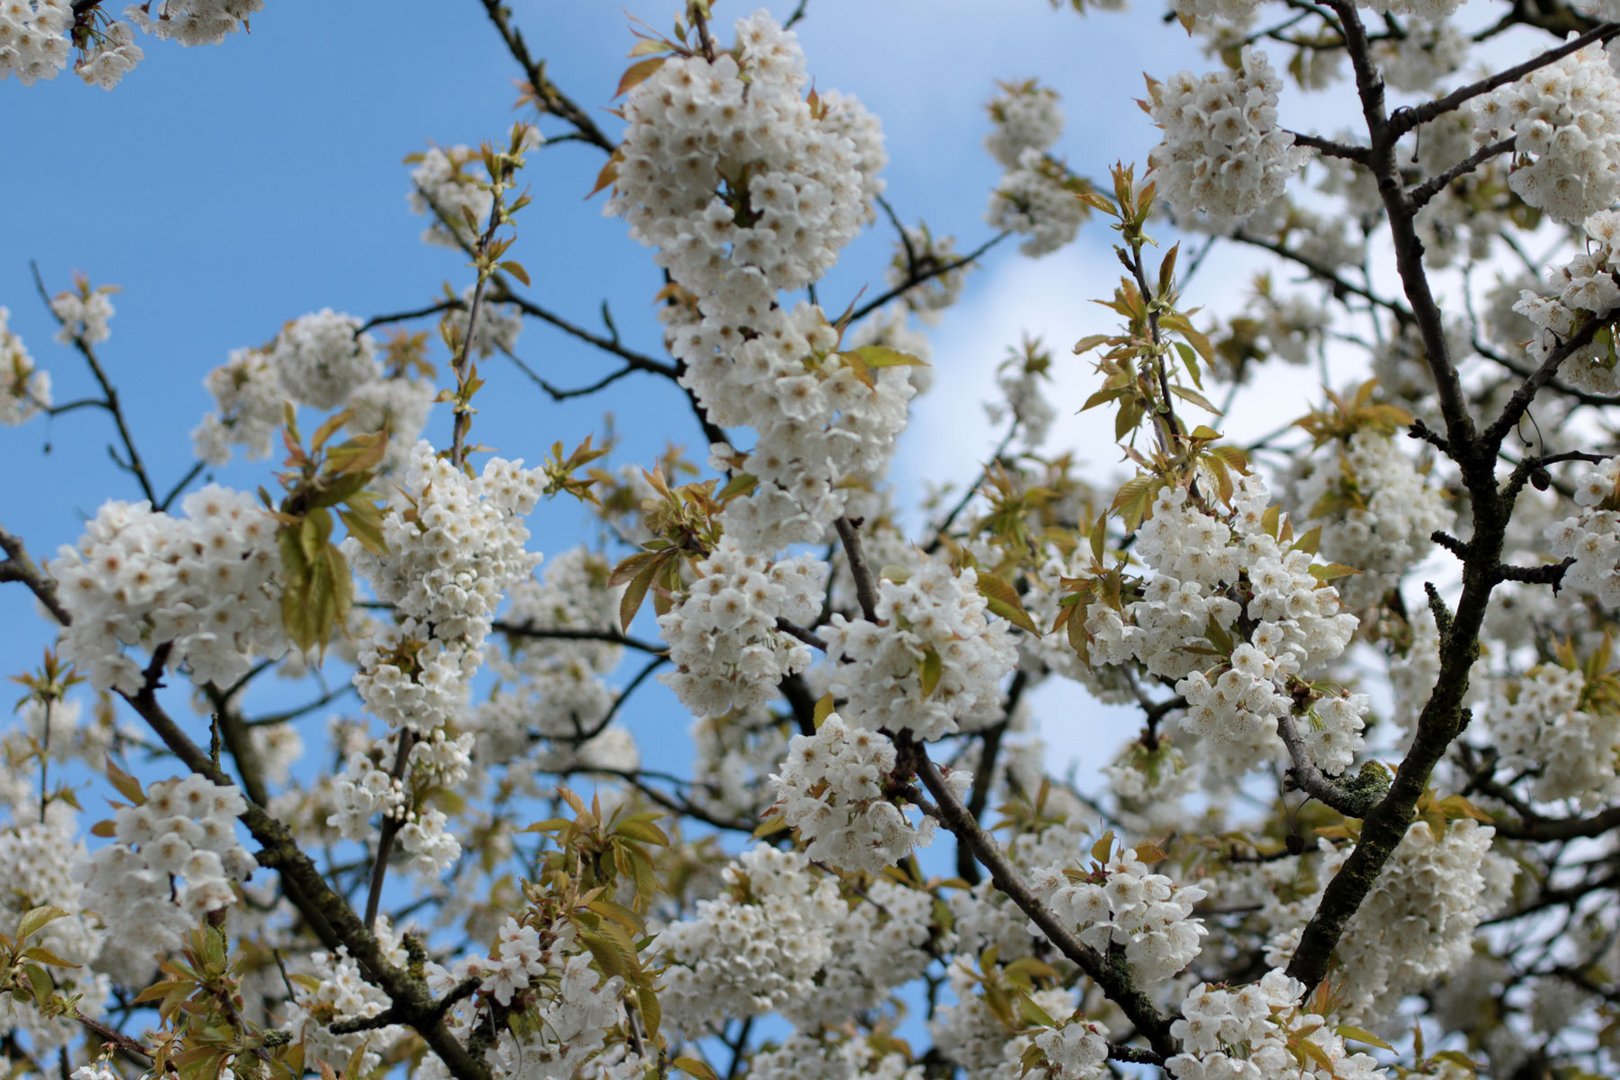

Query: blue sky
<box><xmin>0</xmin><ymin>0</ymin><xmax>1248</xmax><ymax>783</ymax></box>
<box><xmin>0</xmin><ymin>0</ymin><xmax>1442</xmax><ymax>868</ymax></box>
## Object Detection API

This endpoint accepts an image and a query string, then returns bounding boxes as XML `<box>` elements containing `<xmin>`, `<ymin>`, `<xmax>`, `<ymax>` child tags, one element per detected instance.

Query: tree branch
<box><xmin>907</xmin><ymin>738</ymin><xmax>1175</xmax><ymax>1057</ymax></box>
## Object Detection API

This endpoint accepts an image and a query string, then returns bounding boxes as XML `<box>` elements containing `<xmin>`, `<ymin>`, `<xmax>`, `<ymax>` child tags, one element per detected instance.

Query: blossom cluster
<box><xmin>986</xmin><ymin>339</ymin><xmax>1057</xmax><ymax>448</ymax></box>
<box><xmin>409</xmin><ymin>144</ymin><xmax>494</xmax><ymax>248</ymax></box>
<box><xmin>1148</xmin><ymin>47</ymin><xmax>1307</xmax><ymax>228</ymax></box>
<box><xmin>0</xmin><ymin>0</ymin><xmax>70</xmax><ymax>86</ymax></box>
<box><xmin>929</xmin><ymin>960</ymin><xmax>1082</xmax><ymax>1078</ymax></box>
<box><xmin>788</xmin><ymin>875</ymin><xmax>937</xmax><ymax>1029</ymax></box>
<box><xmin>476</xmin><ymin>547</ymin><xmax>627</xmax><ymax>771</ymax></box>
<box><xmin>192</xmin><ymin>348</ymin><xmax>284</xmax><ymax>462</ymax></box>
<box><xmin>1167</xmin><ymin>970</ymin><xmax>1388</xmax><ymax>1079</ymax></box>
<box><xmin>48</xmin><ymin>485</ymin><xmax>287</xmax><ymax>694</ymax></box>
<box><xmin>0</xmin><ymin>804</ymin><xmax>115</xmax><ymax>1048</ymax></box>
<box><xmin>76</xmin><ymin>775</ymin><xmax>257</xmax><ymax>963</ymax></box>
<box><xmin>657</xmin><ymin>845</ymin><xmax>847</xmax><ymax>1035</ymax></box>
<box><xmin>1549</xmin><ymin>452</ymin><xmax>1620</xmax><ymax>603</ymax></box>
<box><xmin>705</xmin><ymin>304</ymin><xmax>917</xmax><ymax>552</ymax></box>
<box><xmin>1274</xmin><ymin>819</ymin><xmax>1510</xmax><ymax>1022</ymax></box>
<box><xmin>191</xmin><ymin>309</ymin><xmax>433</xmax><ymax>466</ymax></box>
<box><xmin>1516</xmin><ymin>253</ymin><xmax>1620</xmax><ymax>393</ymax></box>
<box><xmin>659</xmin><ymin>537</ymin><xmax>823</xmax><ymax>718</ymax></box>
<box><xmin>0</xmin><ymin>305</ymin><xmax>50</xmax><ymax>425</ymax></box>
<box><xmin>266</xmin><ymin>308</ymin><xmax>380</xmax><ymax>411</ymax></box>
<box><xmin>1291</xmin><ymin>429</ymin><xmax>1452</xmax><ymax>605</ymax></box>
<box><xmin>988</xmin><ymin>150</ymin><xmax>1088</xmax><ymax>258</ymax></box>
<box><xmin>823</xmin><ymin>554</ymin><xmax>1019</xmax><ymax>741</ymax></box>
<box><xmin>1020</xmin><ymin>1020</ymin><xmax>1112</xmax><ymax>1080</ymax></box>
<box><xmin>607</xmin><ymin>11</ymin><xmax>910</xmax><ymax>552</ymax></box>
<box><xmin>1487</xmin><ymin>662</ymin><xmax>1620</xmax><ymax>808</ymax></box>
<box><xmin>1031</xmin><ymin>842</ymin><xmax>1209</xmax><ymax>987</ymax></box>
<box><xmin>51</xmin><ymin>287</ymin><xmax>114</xmax><ymax>344</ymax></box>
<box><xmin>346</xmin><ymin>440</ymin><xmax>543</xmax><ymax>733</ymax></box>
<box><xmin>1080</xmin><ymin>477</ymin><xmax>1361</xmax><ymax>783</ymax></box>
<box><xmin>484</xmin><ymin>940</ymin><xmax>629</xmax><ymax>1079</ymax></box>
<box><xmin>983</xmin><ymin>79</ymin><xmax>1085</xmax><ymax>256</ymax></box>
<box><xmin>1473</xmin><ymin>44</ymin><xmax>1620</xmax><ymax>226</ymax></box>
<box><xmin>75</xmin><ymin>20</ymin><xmax>142</xmax><ymax>88</ymax></box>
<box><xmin>607</xmin><ymin>12</ymin><xmax>881</xmax><ymax>305</ymax></box>
<box><xmin>127</xmin><ymin>0</ymin><xmax>261</xmax><ymax>47</ymax></box>
<box><xmin>5</xmin><ymin>0</ymin><xmax>252</xmax><ymax>88</ymax></box>
<box><xmin>747</xmin><ymin>1033</ymin><xmax>923</xmax><ymax>1080</ymax></box>
<box><xmin>282</xmin><ymin>918</ymin><xmax>411</xmax><ymax>1074</ymax></box>
<box><xmin>770</xmin><ymin>712</ymin><xmax>951</xmax><ymax>873</ymax></box>
<box><xmin>986</xmin><ymin>80</ymin><xmax>1064</xmax><ymax>169</ymax></box>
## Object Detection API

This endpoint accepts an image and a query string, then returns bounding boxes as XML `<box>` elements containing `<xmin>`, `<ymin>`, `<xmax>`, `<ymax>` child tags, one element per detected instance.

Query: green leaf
<box><xmin>338</xmin><ymin>503</ymin><xmax>388</xmax><ymax>557</ymax></box>
<box><xmin>614</xmin><ymin>55</ymin><xmax>667</xmax><ymax>98</ymax></box>
<box><xmin>1336</xmin><ymin>1025</ymin><xmax>1395</xmax><ymax>1051</ymax></box>
<box><xmin>578</xmin><ymin>923</ymin><xmax>643</xmax><ymax>985</ymax></box>
<box><xmin>1169</xmin><ymin>383</ymin><xmax>1221</xmax><ymax>414</ymax></box>
<box><xmin>1016</xmin><ymin>993</ymin><xmax>1057</xmax><ymax>1029</ymax></box>
<box><xmin>104</xmin><ymin>759</ymin><xmax>145</xmax><ymax>806</ymax></box>
<box><xmin>17</xmin><ymin>906</ymin><xmax>69</xmax><ymax>943</ymax></box>
<box><xmin>21</xmin><ymin>945</ymin><xmax>80</xmax><ymax>968</ymax></box>
<box><xmin>672</xmin><ymin>1058</ymin><xmax>719</xmax><ymax>1080</ymax></box>
<box><xmin>498</xmin><ymin>260</ymin><xmax>531</xmax><ymax>287</ymax></box>
<box><xmin>22</xmin><ymin>963</ymin><xmax>52</xmax><ymax>1005</ymax></box>
<box><xmin>842</xmin><ymin>344</ymin><xmax>928</xmax><ymax>369</ymax></box>
<box><xmin>813</xmin><ymin>693</ymin><xmax>837</xmax><ymax>729</ymax></box>
<box><xmin>919</xmin><ymin>645</ymin><xmax>944</xmax><ymax>698</ymax></box>
<box><xmin>752</xmin><ymin>812</ymin><xmax>791</xmax><ymax>839</ymax></box>
<box><xmin>618</xmin><ymin>557</ymin><xmax>662</xmax><ymax>632</ymax></box>
<box><xmin>278</xmin><ymin>516</ymin><xmax>348</xmax><ymax>654</ymax></box>
<box><xmin>976</xmin><ymin>573</ymin><xmax>1039</xmax><ymax>635</ymax></box>
<box><xmin>715</xmin><ymin>473</ymin><xmax>758</xmax><ymax>501</ymax></box>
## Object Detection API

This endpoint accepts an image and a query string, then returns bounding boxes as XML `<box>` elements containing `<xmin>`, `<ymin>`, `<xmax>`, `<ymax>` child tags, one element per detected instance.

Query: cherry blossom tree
<box><xmin>7</xmin><ymin>0</ymin><xmax>1620</xmax><ymax>1077</ymax></box>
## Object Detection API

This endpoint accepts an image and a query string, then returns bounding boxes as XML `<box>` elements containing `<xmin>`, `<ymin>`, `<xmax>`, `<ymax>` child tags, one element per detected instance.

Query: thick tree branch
<box><xmin>1407</xmin><ymin>136</ymin><xmax>1514</xmax><ymax>209</ymax></box>
<box><xmin>907</xmin><ymin>738</ymin><xmax>1174</xmax><ymax>1058</ymax></box>
<box><xmin>1397</xmin><ymin>21</ymin><xmax>1620</xmax><ymax>136</ymax></box>
<box><xmin>0</xmin><ymin>525</ymin><xmax>71</xmax><ymax>626</ymax></box>
<box><xmin>1276</xmin><ymin>712</ymin><xmax>1379</xmax><ymax>817</ymax></box>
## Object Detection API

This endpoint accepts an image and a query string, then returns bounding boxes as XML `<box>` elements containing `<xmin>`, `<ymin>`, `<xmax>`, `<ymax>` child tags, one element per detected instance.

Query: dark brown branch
<box><xmin>774</xmin><ymin>617</ymin><xmax>828</xmax><ymax>651</ymax></box>
<box><xmin>1287</xmin><ymin>130</ymin><xmax>1368</xmax><ymax>162</ymax></box>
<box><xmin>492</xmin><ymin>619</ymin><xmax>667</xmax><ymax>656</ymax></box>
<box><xmin>907</xmin><ymin>738</ymin><xmax>1175</xmax><ymax>1057</ymax></box>
<box><xmin>1397</xmin><ymin>21</ymin><xmax>1620</xmax><ymax>136</ymax></box>
<box><xmin>1483</xmin><ymin>314</ymin><xmax>1610</xmax><ymax>453</ymax></box>
<box><xmin>0</xmin><ymin>524</ymin><xmax>71</xmax><ymax>626</ymax></box>
<box><xmin>31</xmin><ymin>261</ymin><xmax>158</xmax><ymax>506</ymax></box>
<box><xmin>1228</xmin><ymin>229</ymin><xmax>1410</xmax><ymax>320</ymax></box>
<box><xmin>847</xmin><ymin>231</ymin><xmax>1008</xmax><ymax>324</ymax></box>
<box><xmin>363</xmin><ymin>728</ymin><xmax>420</xmax><ymax>931</ymax></box>
<box><xmin>1408</xmin><ymin>136</ymin><xmax>1514</xmax><ymax>209</ymax></box>
<box><xmin>1276</xmin><ymin>712</ymin><xmax>1378</xmax><ymax>817</ymax></box>
<box><xmin>125</xmin><ymin>671</ymin><xmax>489</xmax><ymax>1079</ymax></box>
<box><xmin>478</xmin><ymin>0</ymin><xmax>617</xmax><ymax>154</ymax></box>
<box><xmin>358</xmin><ymin>298</ymin><xmax>463</xmax><ymax>335</ymax></box>
<box><xmin>833</xmin><ymin>516</ymin><xmax>881</xmax><ymax>623</ymax></box>
<box><xmin>493</xmin><ymin>286</ymin><xmax>677</xmax><ymax>380</ymax></box>
<box><xmin>1282</xmin><ymin>0</ymin><xmax>1511</xmax><ymax>997</ymax></box>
